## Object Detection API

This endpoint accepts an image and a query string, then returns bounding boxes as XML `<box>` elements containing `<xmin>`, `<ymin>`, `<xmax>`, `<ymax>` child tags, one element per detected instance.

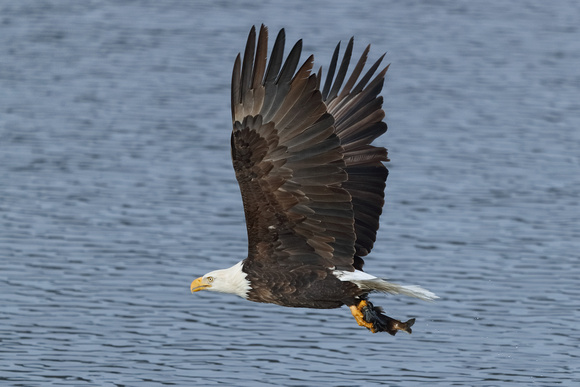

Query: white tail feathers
<box><xmin>333</xmin><ymin>269</ymin><xmax>439</xmax><ymax>301</ymax></box>
<box><xmin>357</xmin><ymin>279</ymin><xmax>439</xmax><ymax>301</ymax></box>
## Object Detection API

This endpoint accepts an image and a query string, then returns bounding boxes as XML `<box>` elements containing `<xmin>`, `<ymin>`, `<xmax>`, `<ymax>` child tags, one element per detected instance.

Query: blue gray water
<box><xmin>1</xmin><ymin>1</ymin><xmax>579</xmax><ymax>385</ymax></box>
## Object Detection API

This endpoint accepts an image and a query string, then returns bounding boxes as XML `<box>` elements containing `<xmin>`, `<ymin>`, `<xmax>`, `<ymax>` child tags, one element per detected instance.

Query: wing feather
<box><xmin>326</xmin><ymin>38</ymin><xmax>354</xmax><ymax>102</ymax></box>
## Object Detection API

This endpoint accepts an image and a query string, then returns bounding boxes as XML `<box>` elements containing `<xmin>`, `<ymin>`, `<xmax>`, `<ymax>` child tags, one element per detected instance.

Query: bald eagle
<box><xmin>191</xmin><ymin>25</ymin><xmax>437</xmax><ymax>335</ymax></box>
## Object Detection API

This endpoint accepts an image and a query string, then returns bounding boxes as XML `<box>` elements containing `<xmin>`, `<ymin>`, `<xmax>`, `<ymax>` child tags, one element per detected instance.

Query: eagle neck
<box><xmin>219</xmin><ymin>260</ymin><xmax>251</xmax><ymax>299</ymax></box>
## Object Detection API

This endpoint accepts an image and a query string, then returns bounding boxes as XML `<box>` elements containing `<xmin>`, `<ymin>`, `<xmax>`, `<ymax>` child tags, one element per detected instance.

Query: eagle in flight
<box><xmin>191</xmin><ymin>25</ymin><xmax>437</xmax><ymax>335</ymax></box>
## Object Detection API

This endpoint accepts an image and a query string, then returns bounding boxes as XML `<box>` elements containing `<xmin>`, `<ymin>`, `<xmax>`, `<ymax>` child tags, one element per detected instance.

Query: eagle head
<box><xmin>190</xmin><ymin>261</ymin><xmax>250</xmax><ymax>298</ymax></box>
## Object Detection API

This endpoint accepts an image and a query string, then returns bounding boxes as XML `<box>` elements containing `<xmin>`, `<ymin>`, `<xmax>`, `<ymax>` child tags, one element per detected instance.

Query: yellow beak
<box><xmin>190</xmin><ymin>276</ymin><xmax>210</xmax><ymax>293</ymax></box>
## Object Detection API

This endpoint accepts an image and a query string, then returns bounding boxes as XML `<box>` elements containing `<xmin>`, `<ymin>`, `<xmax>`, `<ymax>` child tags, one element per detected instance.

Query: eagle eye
<box><xmin>206</xmin><ymin>276</ymin><xmax>214</xmax><ymax>283</ymax></box>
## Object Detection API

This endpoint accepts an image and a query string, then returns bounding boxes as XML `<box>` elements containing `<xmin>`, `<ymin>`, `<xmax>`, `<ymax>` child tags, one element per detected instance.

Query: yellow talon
<box><xmin>349</xmin><ymin>300</ymin><xmax>377</xmax><ymax>333</ymax></box>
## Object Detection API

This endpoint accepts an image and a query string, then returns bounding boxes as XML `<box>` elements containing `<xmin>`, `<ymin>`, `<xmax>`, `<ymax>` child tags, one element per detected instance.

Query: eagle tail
<box><xmin>362</xmin><ymin>279</ymin><xmax>439</xmax><ymax>301</ymax></box>
<box><xmin>334</xmin><ymin>269</ymin><xmax>439</xmax><ymax>301</ymax></box>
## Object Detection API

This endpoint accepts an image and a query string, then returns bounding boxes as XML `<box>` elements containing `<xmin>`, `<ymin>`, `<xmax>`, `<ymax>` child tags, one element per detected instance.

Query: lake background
<box><xmin>1</xmin><ymin>1</ymin><xmax>579</xmax><ymax>385</ymax></box>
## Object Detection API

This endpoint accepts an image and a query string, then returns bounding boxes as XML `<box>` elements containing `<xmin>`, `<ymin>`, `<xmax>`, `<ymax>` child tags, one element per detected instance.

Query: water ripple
<box><xmin>2</xmin><ymin>0</ymin><xmax>580</xmax><ymax>385</ymax></box>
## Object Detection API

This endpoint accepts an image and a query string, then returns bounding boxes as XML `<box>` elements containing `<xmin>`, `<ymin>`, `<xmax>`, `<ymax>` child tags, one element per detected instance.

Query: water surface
<box><xmin>1</xmin><ymin>1</ymin><xmax>579</xmax><ymax>385</ymax></box>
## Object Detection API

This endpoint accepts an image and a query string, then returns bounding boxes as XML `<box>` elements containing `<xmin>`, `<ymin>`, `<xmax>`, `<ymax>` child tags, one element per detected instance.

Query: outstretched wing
<box><xmin>231</xmin><ymin>25</ymin><xmax>356</xmax><ymax>271</ymax></box>
<box><xmin>231</xmin><ymin>25</ymin><xmax>388</xmax><ymax>273</ymax></box>
<box><xmin>319</xmin><ymin>38</ymin><xmax>390</xmax><ymax>264</ymax></box>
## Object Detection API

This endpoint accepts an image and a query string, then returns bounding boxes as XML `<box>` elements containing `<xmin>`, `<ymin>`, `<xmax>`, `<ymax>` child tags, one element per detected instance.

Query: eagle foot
<box><xmin>349</xmin><ymin>300</ymin><xmax>377</xmax><ymax>332</ymax></box>
<box><xmin>350</xmin><ymin>299</ymin><xmax>415</xmax><ymax>335</ymax></box>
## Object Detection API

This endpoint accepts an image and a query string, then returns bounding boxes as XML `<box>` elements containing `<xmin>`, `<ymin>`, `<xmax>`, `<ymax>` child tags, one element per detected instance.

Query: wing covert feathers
<box><xmin>231</xmin><ymin>25</ymin><xmax>390</xmax><ymax>272</ymax></box>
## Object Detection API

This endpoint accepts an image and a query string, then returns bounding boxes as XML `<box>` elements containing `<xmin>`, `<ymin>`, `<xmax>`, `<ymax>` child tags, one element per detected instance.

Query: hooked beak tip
<box><xmin>190</xmin><ymin>277</ymin><xmax>209</xmax><ymax>293</ymax></box>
